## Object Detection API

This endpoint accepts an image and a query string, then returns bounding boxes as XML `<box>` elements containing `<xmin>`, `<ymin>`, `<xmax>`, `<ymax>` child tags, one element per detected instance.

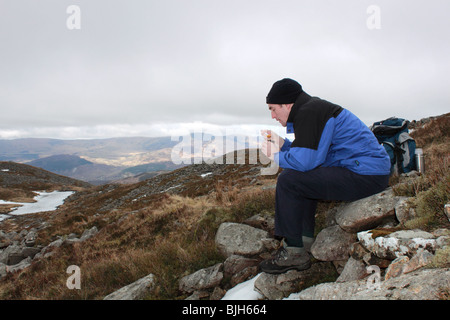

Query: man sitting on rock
<box><xmin>259</xmin><ymin>78</ymin><xmax>391</xmax><ymax>274</ymax></box>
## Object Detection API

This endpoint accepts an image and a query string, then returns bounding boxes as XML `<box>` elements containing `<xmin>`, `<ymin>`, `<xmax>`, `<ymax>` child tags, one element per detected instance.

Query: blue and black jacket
<box><xmin>275</xmin><ymin>92</ymin><xmax>391</xmax><ymax>175</ymax></box>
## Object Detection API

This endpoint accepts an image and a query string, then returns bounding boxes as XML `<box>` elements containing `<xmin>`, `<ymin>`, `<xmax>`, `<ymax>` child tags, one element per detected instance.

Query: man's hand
<box><xmin>260</xmin><ymin>130</ymin><xmax>284</xmax><ymax>161</ymax></box>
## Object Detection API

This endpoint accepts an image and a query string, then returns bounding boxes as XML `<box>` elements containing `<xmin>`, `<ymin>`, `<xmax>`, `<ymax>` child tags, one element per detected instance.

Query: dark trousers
<box><xmin>275</xmin><ymin>167</ymin><xmax>390</xmax><ymax>242</ymax></box>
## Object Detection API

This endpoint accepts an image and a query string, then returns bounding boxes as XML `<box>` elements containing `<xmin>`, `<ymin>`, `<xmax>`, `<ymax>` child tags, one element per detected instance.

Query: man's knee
<box><xmin>276</xmin><ymin>168</ymin><xmax>330</xmax><ymax>199</ymax></box>
<box><xmin>276</xmin><ymin>169</ymin><xmax>303</xmax><ymax>190</ymax></box>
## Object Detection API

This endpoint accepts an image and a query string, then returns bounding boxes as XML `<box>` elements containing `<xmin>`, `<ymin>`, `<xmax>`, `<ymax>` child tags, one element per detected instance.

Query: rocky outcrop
<box><xmin>88</xmin><ymin>179</ymin><xmax>449</xmax><ymax>300</ymax></box>
<box><xmin>0</xmin><ymin>226</ymin><xmax>98</xmax><ymax>279</ymax></box>
<box><xmin>176</xmin><ymin>179</ymin><xmax>449</xmax><ymax>301</ymax></box>
<box><xmin>357</xmin><ymin>229</ymin><xmax>439</xmax><ymax>260</ymax></box>
<box><xmin>287</xmin><ymin>268</ymin><xmax>450</xmax><ymax>300</ymax></box>
<box><xmin>177</xmin><ymin>217</ymin><xmax>280</xmax><ymax>300</ymax></box>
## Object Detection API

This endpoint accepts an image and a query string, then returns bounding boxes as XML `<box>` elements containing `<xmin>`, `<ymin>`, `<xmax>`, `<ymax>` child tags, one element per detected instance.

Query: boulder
<box><xmin>223</xmin><ymin>254</ymin><xmax>260</xmax><ymax>287</ymax></box>
<box><xmin>215</xmin><ymin>222</ymin><xmax>269</xmax><ymax>257</ymax></box>
<box><xmin>384</xmin><ymin>249</ymin><xmax>434</xmax><ymax>280</ymax></box>
<box><xmin>23</xmin><ymin>229</ymin><xmax>37</xmax><ymax>247</ymax></box>
<box><xmin>223</xmin><ymin>255</ymin><xmax>259</xmax><ymax>275</ymax></box>
<box><xmin>254</xmin><ymin>262</ymin><xmax>336</xmax><ymax>300</ymax></box>
<box><xmin>335</xmin><ymin>188</ymin><xmax>401</xmax><ymax>233</ymax></box>
<box><xmin>0</xmin><ymin>244</ymin><xmax>23</xmax><ymax>265</ymax></box>
<box><xmin>5</xmin><ymin>257</ymin><xmax>32</xmax><ymax>274</ymax></box>
<box><xmin>243</xmin><ymin>213</ymin><xmax>275</xmax><ymax>235</ymax></box>
<box><xmin>179</xmin><ymin>263</ymin><xmax>223</xmax><ymax>294</ymax></box>
<box><xmin>103</xmin><ymin>274</ymin><xmax>156</xmax><ymax>300</ymax></box>
<box><xmin>80</xmin><ymin>226</ymin><xmax>98</xmax><ymax>241</ymax></box>
<box><xmin>287</xmin><ymin>268</ymin><xmax>450</xmax><ymax>300</ymax></box>
<box><xmin>394</xmin><ymin>197</ymin><xmax>416</xmax><ymax>225</ymax></box>
<box><xmin>357</xmin><ymin>229</ymin><xmax>437</xmax><ymax>260</ymax></box>
<box><xmin>311</xmin><ymin>225</ymin><xmax>356</xmax><ymax>261</ymax></box>
<box><xmin>336</xmin><ymin>257</ymin><xmax>367</xmax><ymax>283</ymax></box>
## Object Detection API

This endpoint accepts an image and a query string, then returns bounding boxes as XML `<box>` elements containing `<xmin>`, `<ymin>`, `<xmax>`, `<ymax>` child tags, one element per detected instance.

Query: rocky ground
<box><xmin>173</xmin><ymin>181</ymin><xmax>449</xmax><ymax>301</ymax></box>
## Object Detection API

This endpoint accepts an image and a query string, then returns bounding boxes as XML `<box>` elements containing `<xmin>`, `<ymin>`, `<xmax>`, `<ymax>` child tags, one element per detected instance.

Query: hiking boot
<box><xmin>259</xmin><ymin>241</ymin><xmax>311</xmax><ymax>274</ymax></box>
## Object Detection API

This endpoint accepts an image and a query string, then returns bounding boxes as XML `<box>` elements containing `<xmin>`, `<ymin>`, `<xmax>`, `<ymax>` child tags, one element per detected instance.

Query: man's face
<box><xmin>268</xmin><ymin>104</ymin><xmax>292</xmax><ymax>127</ymax></box>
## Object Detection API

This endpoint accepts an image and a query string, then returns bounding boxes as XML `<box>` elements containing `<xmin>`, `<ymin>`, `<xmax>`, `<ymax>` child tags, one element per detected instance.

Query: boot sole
<box><xmin>259</xmin><ymin>260</ymin><xmax>312</xmax><ymax>275</ymax></box>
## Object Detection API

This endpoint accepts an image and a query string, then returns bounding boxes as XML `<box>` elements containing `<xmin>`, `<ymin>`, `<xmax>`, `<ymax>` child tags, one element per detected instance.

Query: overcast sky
<box><xmin>0</xmin><ymin>0</ymin><xmax>449</xmax><ymax>139</ymax></box>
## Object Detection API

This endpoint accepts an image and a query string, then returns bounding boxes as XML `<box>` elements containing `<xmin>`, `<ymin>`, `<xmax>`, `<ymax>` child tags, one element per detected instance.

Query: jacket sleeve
<box><xmin>275</xmin><ymin>117</ymin><xmax>335</xmax><ymax>172</ymax></box>
<box><xmin>280</xmin><ymin>138</ymin><xmax>292</xmax><ymax>152</ymax></box>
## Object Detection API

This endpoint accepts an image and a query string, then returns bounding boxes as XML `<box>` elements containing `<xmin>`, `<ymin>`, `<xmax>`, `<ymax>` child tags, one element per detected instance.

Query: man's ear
<box><xmin>283</xmin><ymin>103</ymin><xmax>294</xmax><ymax>111</ymax></box>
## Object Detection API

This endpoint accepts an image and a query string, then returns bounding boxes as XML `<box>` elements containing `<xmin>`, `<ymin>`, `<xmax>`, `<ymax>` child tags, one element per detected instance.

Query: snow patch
<box><xmin>200</xmin><ymin>172</ymin><xmax>213</xmax><ymax>178</ymax></box>
<box><xmin>0</xmin><ymin>191</ymin><xmax>74</xmax><ymax>219</ymax></box>
<box><xmin>221</xmin><ymin>273</ymin><xmax>263</xmax><ymax>300</ymax></box>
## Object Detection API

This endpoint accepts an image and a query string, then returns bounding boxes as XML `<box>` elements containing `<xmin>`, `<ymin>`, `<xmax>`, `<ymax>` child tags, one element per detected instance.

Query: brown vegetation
<box><xmin>0</xmin><ymin>179</ymin><xmax>276</xmax><ymax>299</ymax></box>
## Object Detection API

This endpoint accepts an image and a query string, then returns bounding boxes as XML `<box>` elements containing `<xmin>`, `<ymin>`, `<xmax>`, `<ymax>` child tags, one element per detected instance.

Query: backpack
<box><xmin>371</xmin><ymin>117</ymin><xmax>416</xmax><ymax>175</ymax></box>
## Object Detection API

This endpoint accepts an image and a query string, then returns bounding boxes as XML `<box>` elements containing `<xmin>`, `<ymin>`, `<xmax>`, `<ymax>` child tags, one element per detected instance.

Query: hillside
<box><xmin>28</xmin><ymin>154</ymin><xmax>93</xmax><ymax>171</ymax></box>
<box><xmin>27</xmin><ymin>154</ymin><xmax>125</xmax><ymax>185</ymax></box>
<box><xmin>0</xmin><ymin>161</ymin><xmax>90</xmax><ymax>194</ymax></box>
<box><xmin>0</xmin><ymin>113</ymin><xmax>448</xmax><ymax>301</ymax></box>
<box><xmin>25</xmin><ymin>154</ymin><xmax>186</xmax><ymax>185</ymax></box>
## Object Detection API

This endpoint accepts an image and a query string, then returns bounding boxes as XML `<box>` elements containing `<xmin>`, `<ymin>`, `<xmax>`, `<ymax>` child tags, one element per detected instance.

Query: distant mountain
<box><xmin>0</xmin><ymin>134</ymin><xmax>259</xmax><ymax>184</ymax></box>
<box><xmin>25</xmin><ymin>154</ymin><xmax>186</xmax><ymax>185</ymax></box>
<box><xmin>26</xmin><ymin>154</ymin><xmax>125</xmax><ymax>184</ymax></box>
<box><xmin>0</xmin><ymin>137</ymin><xmax>178</xmax><ymax>166</ymax></box>
<box><xmin>0</xmin><ymin>137</ymin><xmax>181</xmax><ymax>184</ymax></box>
<box><xmin>28</xmin><ymin>154</ymin><xmax>93</xmax><ymax>172</ymax></box>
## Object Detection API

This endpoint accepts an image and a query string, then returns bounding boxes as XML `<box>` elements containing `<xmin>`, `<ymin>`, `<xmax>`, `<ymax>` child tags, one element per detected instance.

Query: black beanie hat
<box><xmin>266</xmin><ymin>78</ymin><xmax>303</xmax><ymax>104</ymax></box>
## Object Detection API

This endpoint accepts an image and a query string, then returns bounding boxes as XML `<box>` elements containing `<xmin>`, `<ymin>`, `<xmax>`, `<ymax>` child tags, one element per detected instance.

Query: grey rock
<box><xmin>255</xmin><ymin>270</ymin><xmax>304</xmax><ymax>300</ymax></box>
<box><xmin>243</xmin><ymin>214</ymin><xmax>275</xmax><ymax>235</ymax></box>
<box><xmin>23</xmin><ymin>229</ymin><xmax>37</xmax><ymax>247</ymax></box>
<box><xmin>230</xmin><ymin>266</ymin><xmax>259</xmax><ymax>287</ymax></box>
<box><xmin>336</xmin><ymin>257</ymin><xmax>367</xmax><ymax>282</ymax></box>
<box><xmin>357</xmin><ymin>229</ymin><xmax>437</xmax><ymax>260</ymax></box>
<box><xmin>103</xmin><ymin>274</ymin><xmax>156</xmax><ymax>300</ymax></box>
<box><xmin>80</xmin><ymin>226</ymin><xmax>98</xmax><ymax>241</ymax></box>
<box><xmin>0</xmin><ymin>262</ymin><xmax>7</xmax><ymax>277</ymax></box>
<box><xmin>48</xmin><ymin>238</ymin><xmax>64</xmax><ymax>248</ymax></box>
<box><xmin>384</xmin><ymin>249</ymin><xmax>434</xmax><ymax>280</ymax></box>
<box><xmin>394</xmin><ymin>197</ymin><xmax>416</xmax><ymax>225</ymax></box>
<box><xmin>335</xmin><ymin>188</ymin><xmax>401</xmax><ymax>233</ymax></box>
<box><xmin>5</xmin><ymin>257</ymin><xmax>32</xmax><ymax>274</ymax></box>
<box><xmin>311</xmin><ymin>225</ymin><xmax>356</xmax><ymax>261</ymax></box>
<box><xmin>223</xmin><ymin>255</ymin><xmax>259</xmax><ymax>276</ymax></box>
<box><xmin>21</xmin><ymin>246</ymin><xmax>41</xmax><ymax>259</ymax></box>
<box><xmin>185</xmin><ymin>290</ymin><xmax>210</xmax><ymax>300</ymax></box>
<box><xmin>0</xmin><ymin>244</ymin><xmax>23</xmax><ymax>265</ymax></box>
<box><xmin>215</xmin><ymin>222</ymin><xmax>269</xmax><ymax>257</ymax></box>
<box><xmin>287</xmin><ymin>268</ymin><xmax>450</xmax><ymax>300</ymax></box>
<box><xmin>179</xmin><ymin>263</ymin><xmax>223</xmax><ymax>293</ymax></box>
<box><xmin>255</xmin><ymin>262</ymin><xmax>336</xmax><ymax>300</ymax></box>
